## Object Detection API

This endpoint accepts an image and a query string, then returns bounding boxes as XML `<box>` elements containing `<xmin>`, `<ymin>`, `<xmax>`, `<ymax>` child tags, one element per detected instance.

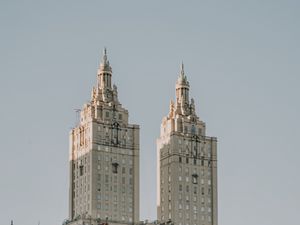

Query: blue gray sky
<box><xmin>0</xmin><ymin>1</ymin><xmax>299</xmax><ymax>225</ymax></box>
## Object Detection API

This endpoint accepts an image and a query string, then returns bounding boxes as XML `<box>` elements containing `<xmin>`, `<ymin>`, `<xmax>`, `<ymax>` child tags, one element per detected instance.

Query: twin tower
<box><xmin>67</xmin><ymin>50</ymin><xmax>218</xmax><ymax>225</ymax></box>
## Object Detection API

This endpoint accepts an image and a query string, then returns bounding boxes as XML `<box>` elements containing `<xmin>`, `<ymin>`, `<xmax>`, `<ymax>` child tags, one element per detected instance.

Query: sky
<box><xmin>0</xmin><ymin>0</ymin><xmax>299</xmax><ymax>225</ymax></box>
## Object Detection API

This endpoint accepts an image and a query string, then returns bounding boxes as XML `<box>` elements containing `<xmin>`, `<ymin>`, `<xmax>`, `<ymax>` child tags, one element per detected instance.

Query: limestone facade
<box><xmin>157</xmin><ymin>64</ymin><xmax>218</xmax><ymax>225</ymax></box>
<box><xmin>68</xmin><ymin>50</ymin><xmax>140</xmax><ymax>225</ymax></box>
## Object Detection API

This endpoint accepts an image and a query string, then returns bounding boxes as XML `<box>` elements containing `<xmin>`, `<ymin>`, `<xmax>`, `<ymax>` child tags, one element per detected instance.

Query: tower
<box><xmin>157</xmin><ymin>64</ymin><xmax>218</xmax><ymax>225</ymax></box>
<box><xmin>68</xmin><ymin>49</ymin><xmax>140</xmax><ymax>225</ymax></box>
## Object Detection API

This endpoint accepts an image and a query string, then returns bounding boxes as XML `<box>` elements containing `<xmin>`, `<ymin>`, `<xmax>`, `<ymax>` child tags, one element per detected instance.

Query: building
<box><xmin>157</xmin><ymin>64</ymin><xmax>218</xmax><ymax>225</ymax></box>
<box><xmin>68</xmin><ymin>49</ymin><xmax>140</xmax><ymax>225</ymax></box>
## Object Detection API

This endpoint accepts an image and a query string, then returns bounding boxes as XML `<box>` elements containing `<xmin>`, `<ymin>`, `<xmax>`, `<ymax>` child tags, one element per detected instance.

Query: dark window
<box><xmin>179</xmin><ymin>156</ymin><xmax>182</xmax><ymax>163</ymax></box>
<box><xmin>79</xmin><ymin>165</ymin><xmax>84</xmax><ymax>176</ymax></box>
<box><xmin>186</xmin><ymin>158</ymin><xmax>189</xmax><ymax>164</ymax></box>
<box><xmin>112</xmin><ymin>163</ymin><xmax>119</xmax><ymax>174</ymax></box>
<box><xmin>192</xmin><ymin>174</ymin><xmax>198</xmax><ymax>184</ymax></box>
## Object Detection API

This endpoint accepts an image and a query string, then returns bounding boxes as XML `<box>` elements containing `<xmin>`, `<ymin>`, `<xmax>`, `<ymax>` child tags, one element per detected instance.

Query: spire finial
<box><xmin>102</xmin><ymin>47</ymin><xmax>108</xmax><ymax>65</ymax></box>
<box><xmin>180</xmin><ymin>61</ymin><xmax>185</xmax><ymax>77</ymax></box>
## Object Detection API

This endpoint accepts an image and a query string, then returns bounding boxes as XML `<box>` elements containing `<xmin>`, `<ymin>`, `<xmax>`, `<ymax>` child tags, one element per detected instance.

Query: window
<box><xmin>118</xmin><ymin>113</ymin><xmax>122</xmax><ymax>120</ymax></box>
<box><xmin>105</xmin><ymin>111</ymin><xmax>109</xmax><ymax>118</ymax></box>
<box><xmin>186</xmin><ymin>158</ymin><xmax>189</xmax><ymax>164</ymax></box>
<box><xmin>79</xmin><ymin>165</ymin><xmax>84</xmax><ymax>176</ymax></box>
<box><xmin>192</xmin><ymin>174</ymin><xmax>198</xmax><ymax>184</ymax></box>
<box><xmin>208</xmin><ymin>216</ymin><xmax>211</xmax><ymax>222</ymax></box>
<box><xmin>179</xmin><ymin>156</ymin><xmax>182</xmax><ymax>163</ymax></box>
<box><xmin>186</xmin><ymin>185</ymin><xmax>189</xmax><ymax>192</ymax></box>
<box><xmin>193</xmin><ymin>187</ymin><xmax>197</xmax><ymax>194</ymax></box>
<box><xmin>112</xmin><ymin>162</ymin><xmax>119</xmax><ymax>174</ymax></box>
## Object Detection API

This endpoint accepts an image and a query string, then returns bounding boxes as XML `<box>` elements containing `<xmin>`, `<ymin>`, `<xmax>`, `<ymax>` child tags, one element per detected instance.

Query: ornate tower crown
<box><xmin>99</xmin><ymin>48</ymin><xmax>112</xmax><ymax>72</ymax></box>
<box><xmin>176</xmin><ymin>62</ymin><xmax>189</xmax><ymax>86</ymax></box>
<box><xmin>175</xmin><ymin>62</ymin><xmax>190</xmax><ymax>112</ymax></box>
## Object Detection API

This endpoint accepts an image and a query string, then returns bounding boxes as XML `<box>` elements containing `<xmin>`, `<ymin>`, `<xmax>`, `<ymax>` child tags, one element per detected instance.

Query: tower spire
<box><xmin>180</xmin><ymin>61</ymin><xmax>185</xmax><ymax>78</ymax></box>
<box><xmin>175</xmin><ymin>62</ymin><xmax>190</xmax><ymax>112</ymax></box>
<box><xmin>101</xmin><ymin>47</ymin><xmax>109</xmax><ymax>67</ymax></box>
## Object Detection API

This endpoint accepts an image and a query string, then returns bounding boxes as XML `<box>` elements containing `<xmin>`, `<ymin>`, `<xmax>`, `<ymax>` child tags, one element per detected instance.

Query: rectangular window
<box><xmin>112</xmin><ymin>163</ymin><xmax>119</xmax><ymax>173</ymax></box>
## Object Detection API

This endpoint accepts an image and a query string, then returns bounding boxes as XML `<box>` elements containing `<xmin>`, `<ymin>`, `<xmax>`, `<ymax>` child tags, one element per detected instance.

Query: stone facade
<box><xmin>157</xmin><ymin>64</ymin><xmax>218</xmax><ymax>225</ymax></box>
<box><xmin>68</xmin><ymin>49</ymin><xmax>140</xmax><ymax>225</ymax></box>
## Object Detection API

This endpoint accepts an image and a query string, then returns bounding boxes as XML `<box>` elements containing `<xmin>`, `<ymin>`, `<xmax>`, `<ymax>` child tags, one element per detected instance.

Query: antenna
<box><xmin>74</xmin><ymin>109</ymin><xmax>81</xmax><ymax>125</ymax></box>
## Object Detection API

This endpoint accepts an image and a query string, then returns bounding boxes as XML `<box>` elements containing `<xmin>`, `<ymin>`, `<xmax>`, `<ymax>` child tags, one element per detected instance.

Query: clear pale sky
<box><xmin>0</xmin><ymin>1</ymin><xmax>299</xmax><ymax>225</ymax></box>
